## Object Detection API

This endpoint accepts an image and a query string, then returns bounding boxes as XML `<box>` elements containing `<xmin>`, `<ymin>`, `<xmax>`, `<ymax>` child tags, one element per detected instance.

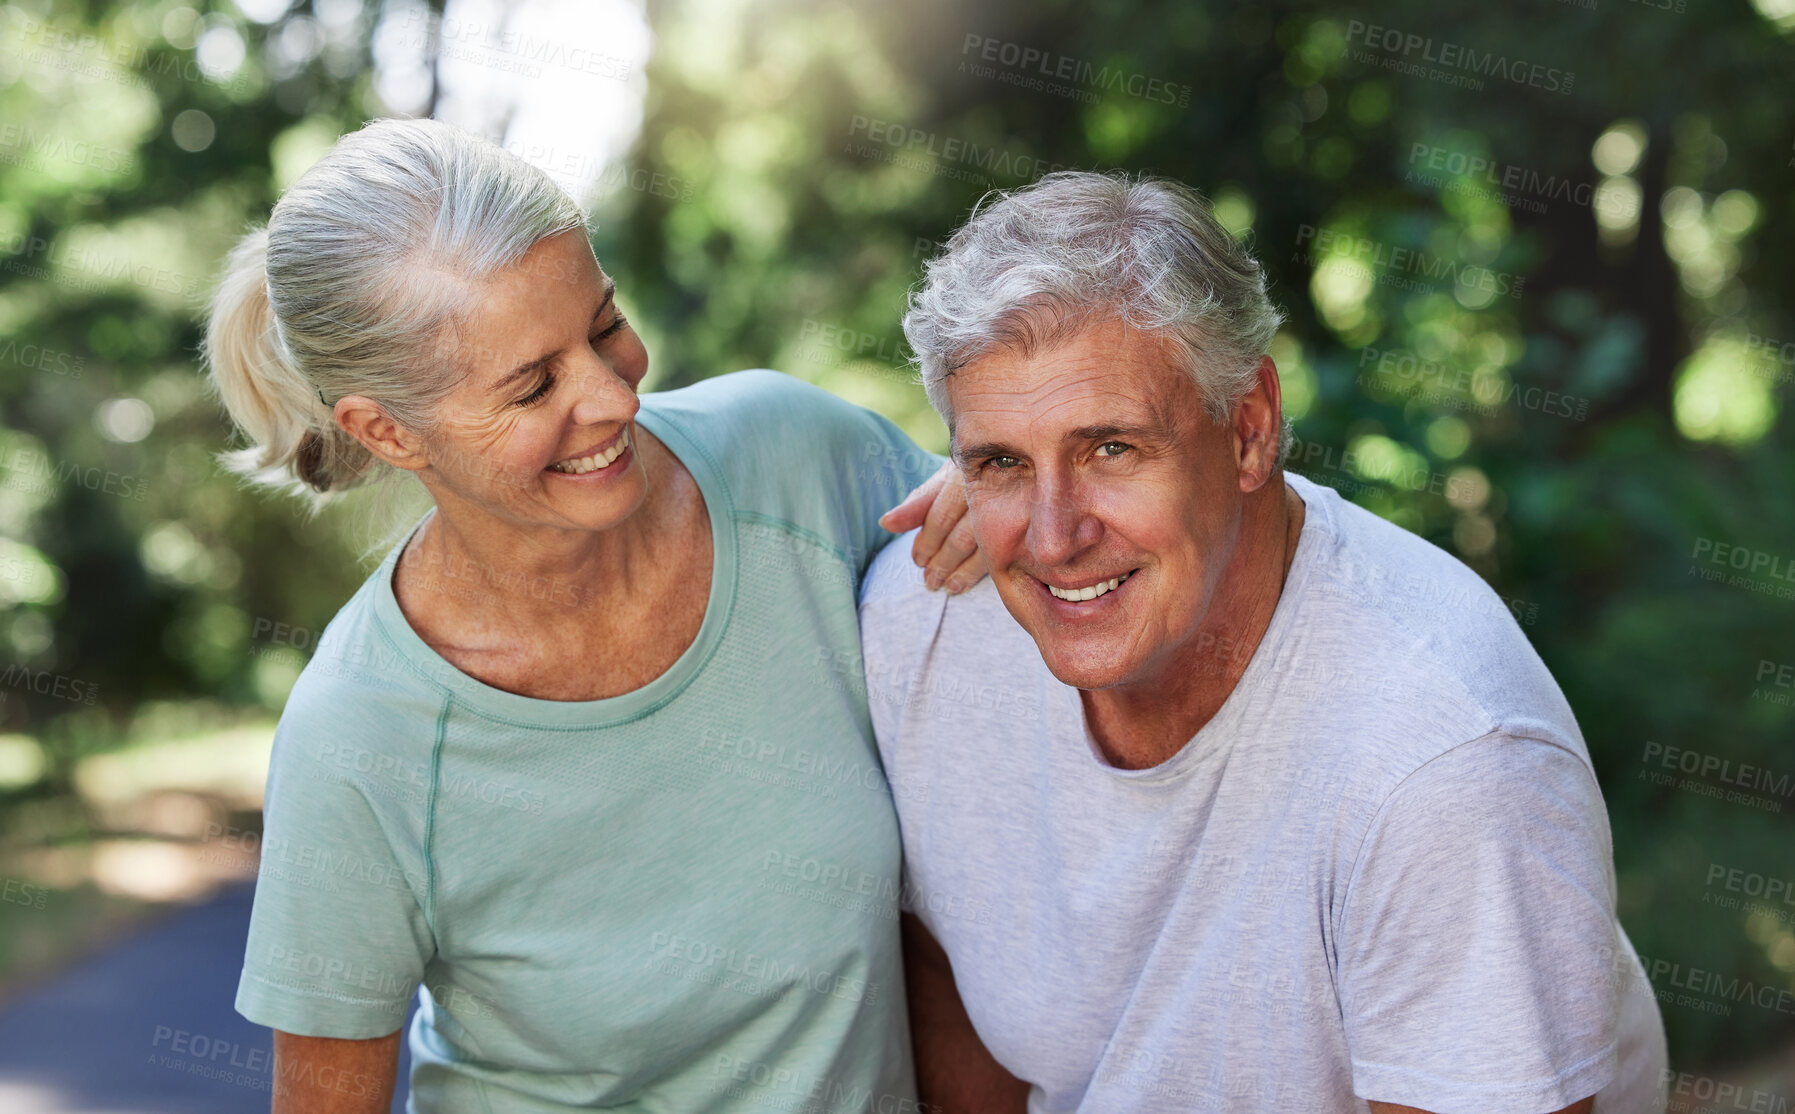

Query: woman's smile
<box><xmin>546</xmin><ymin>425</ymin><xmax>633</xmax><ymax>475</ymax></box>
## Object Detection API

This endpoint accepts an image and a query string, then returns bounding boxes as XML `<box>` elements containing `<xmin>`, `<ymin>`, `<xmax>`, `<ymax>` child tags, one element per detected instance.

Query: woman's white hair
<box><xmin>202</xmin><ymin>116</ymin><xmax>587</xmax><ymax>513</ymax></box>
<box><xmin>902</xmin><ymin>170</ymin><xmax>1290</xmax><ymax>462</ymax></box>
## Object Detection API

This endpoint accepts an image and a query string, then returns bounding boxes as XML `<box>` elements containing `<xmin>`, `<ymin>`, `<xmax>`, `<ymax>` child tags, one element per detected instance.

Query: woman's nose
<box><xmin>566</xmin><ymin>353</ymin><xmax>640</xmax><ymax>426</ymax></box>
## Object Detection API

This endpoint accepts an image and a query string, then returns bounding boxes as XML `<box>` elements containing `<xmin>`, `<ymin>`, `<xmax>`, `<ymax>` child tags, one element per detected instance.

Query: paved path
<box><xmin>0</xmin><ymin>882</ymin><xmax>413</xmax><ymax>1113</ymax></box>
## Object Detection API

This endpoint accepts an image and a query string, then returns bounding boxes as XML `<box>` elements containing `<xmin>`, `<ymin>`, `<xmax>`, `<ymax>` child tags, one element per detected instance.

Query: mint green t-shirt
<box><xmin>235</xmin><ymin>370</ymin><xmax>943</xmax><ymax>1113</ymax></box>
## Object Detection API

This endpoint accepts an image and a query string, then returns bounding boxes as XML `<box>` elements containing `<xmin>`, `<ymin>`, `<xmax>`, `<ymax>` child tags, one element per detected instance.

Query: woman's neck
<box><xmin>400</xmin><ymin>428</ymin><xmax>692</xmax><ymax>626</ymax></box>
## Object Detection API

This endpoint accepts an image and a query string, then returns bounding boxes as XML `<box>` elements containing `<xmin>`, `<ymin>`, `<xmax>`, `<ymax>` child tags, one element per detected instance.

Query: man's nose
<box><xmin>1025</xmin><ymin>484</ymin><xmax>1101</xmax><ymax>567</ymax></box>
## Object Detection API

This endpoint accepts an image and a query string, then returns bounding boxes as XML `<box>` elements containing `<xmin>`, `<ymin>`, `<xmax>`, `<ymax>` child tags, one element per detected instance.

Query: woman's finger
<box><xmin>940</xmin><ymin>550</ymin><xmax>989</xmax><ymax>595</ymax></box>
<box><xmin>922</xmin><ymin>513</ymin><xmax>980</xmax><ymax>591</ymax></box>
<box><xmin>878</xmin><ymin>463</ymin><xmax>948</xmax><ymax>535</ymax></box>
<box><xmin>911</xmin><ymin>464</ymin><xmax>968</xmax><ymax>575</ymax></box>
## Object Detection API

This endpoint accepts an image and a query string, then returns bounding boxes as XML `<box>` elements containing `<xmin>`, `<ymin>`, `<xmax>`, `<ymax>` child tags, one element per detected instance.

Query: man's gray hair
<box><xmin>902</xmin><ymin>170</ymin><xmax>1291</xmax><ymax>463</ymax></box>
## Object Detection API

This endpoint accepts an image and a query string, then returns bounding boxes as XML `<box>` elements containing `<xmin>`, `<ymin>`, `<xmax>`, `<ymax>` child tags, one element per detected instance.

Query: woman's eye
<box><xmin>1095</xmin><ymin>441</ymin><xmax>1130</xmax><ymax>458</ymax></box>
<box><xmin>592</xmin><ymin>313</ymin><xmax>629</xmax><ymax>342</ymax></box>
<box><xmin>515</xmin><ymin>373</ymin><xmax>556</xmax><ymax>408</ymax></box>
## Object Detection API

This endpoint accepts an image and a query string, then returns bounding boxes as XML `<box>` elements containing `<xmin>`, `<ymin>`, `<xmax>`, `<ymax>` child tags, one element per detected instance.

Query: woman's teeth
<box><xmin>548</xmin><ymin>436</ymin><xmax>628</xmax><ymax>474</ymax></box>
<box><xmin>1047</xmin><ymin>571</ymin><xmax>1132</xmax><ymax>602</ymax></box>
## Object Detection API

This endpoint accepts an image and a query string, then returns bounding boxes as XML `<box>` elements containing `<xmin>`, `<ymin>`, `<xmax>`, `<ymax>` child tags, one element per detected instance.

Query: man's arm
<box><xmin>271</xmin><ymin>1028</ymin><xmax>401</xmax><ymax>1113</ymax></box>
<box><xmin>902</xmin><ymin>913</ymin><xmax>1029</xmax><ymax>1114</ymax></box>
<box><xmin>1369</xmin><ymin>1100</ymin><xmax>1593</xmax><ymax>1114</ymax></box>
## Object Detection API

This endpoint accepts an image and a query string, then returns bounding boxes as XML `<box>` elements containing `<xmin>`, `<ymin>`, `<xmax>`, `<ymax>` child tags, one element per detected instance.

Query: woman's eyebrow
<box><xmin>488</xmin><ymin>280</ymin><xmax>617</xmax><ymax>391</ymax></box>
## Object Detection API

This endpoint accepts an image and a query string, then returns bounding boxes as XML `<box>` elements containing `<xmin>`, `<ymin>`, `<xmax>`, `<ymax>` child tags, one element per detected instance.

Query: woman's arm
<box><xmin>272</xmin><ymin>1028</ymin><xmax>402</xmax><ymax>1113</ymax></box>
<box><xmin>880</xmin><ymin>462</ymin><xmax>987</xmax><ymax>594</ymax></box>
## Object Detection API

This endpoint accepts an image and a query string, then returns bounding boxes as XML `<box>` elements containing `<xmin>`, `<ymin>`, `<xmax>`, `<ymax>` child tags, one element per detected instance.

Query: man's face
<box><xmin>948</xmin><ymin>317</ymin><xmax>1250</xmax><ymax>691</ymax></box>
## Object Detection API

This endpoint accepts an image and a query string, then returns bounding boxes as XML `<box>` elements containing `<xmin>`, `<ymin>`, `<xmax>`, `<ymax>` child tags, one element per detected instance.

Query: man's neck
<box><xmin>1080</xmin><ymin>478</ymin><xmax>1305</xmax><ymax>770</ymax></box>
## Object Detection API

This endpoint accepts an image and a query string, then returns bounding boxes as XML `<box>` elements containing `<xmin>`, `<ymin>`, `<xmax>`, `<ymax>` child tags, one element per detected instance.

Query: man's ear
<box><xmin>1230</xmin><ymin>355</ymin><xmax>1284</xmax><ymax>495</ymax></box>
<box><xmin>335</xmin><ymin>396</ymin><xmax>430</xmax><ymax>473</ymax></box>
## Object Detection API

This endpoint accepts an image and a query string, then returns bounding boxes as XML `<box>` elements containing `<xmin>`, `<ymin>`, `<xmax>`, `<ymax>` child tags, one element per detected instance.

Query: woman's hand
<box><xmin>878</xmin><ymin>461</ymin><xmax>988</xmax><ymax>594</ymax></box>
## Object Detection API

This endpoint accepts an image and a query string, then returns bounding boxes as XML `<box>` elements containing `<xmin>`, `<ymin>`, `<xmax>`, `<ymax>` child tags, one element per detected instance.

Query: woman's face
<box><xmin>417</xmin><ymin>228</ymin><xmax>653</xmax><ymax>534</ymax></box>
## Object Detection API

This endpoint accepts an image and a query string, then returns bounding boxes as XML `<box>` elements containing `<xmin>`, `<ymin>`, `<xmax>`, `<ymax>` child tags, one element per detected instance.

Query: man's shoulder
<box><xmin>861</xmin><ymin>536</ymin><xmax>1029</xmax><ymax>646</ymax></box>
<box><xmin>860</xmin><ymin>535</ymin><xmax>1053</xmax><ymax>726</ymax></box>
<box><xmin>1283</xmin><ymin>474</ymin><xmax>1584</xmax><ymax>766</ymax></box>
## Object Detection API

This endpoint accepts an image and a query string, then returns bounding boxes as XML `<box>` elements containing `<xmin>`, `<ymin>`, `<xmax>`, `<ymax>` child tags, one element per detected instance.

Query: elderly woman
<box><xmin>206</xmin><ymin>116</ymin><xmax>979</xmax><ymax>1112</ymax></box>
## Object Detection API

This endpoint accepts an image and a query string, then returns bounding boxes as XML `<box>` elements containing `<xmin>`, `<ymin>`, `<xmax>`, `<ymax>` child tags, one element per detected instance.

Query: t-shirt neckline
<box><xmin>1066</xmin><ymin>472</ymin><xmax>1335</xmax><ymax>783</ymax></box>
<box><xmin>368</xmin><ymin>402</ymin><xmax>739</xmax><ymax>728</ymax></box>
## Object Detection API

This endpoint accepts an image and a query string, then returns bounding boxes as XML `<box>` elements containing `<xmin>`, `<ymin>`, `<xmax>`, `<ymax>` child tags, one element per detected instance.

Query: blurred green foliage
<box><xmin>0</xmin><ymin>0</ymin><xmax>1791</xmax><ymax>1070</ymax></box>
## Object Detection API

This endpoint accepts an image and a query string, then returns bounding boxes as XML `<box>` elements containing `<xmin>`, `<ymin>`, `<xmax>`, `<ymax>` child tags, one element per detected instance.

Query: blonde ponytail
<box><xmin>199</xmin><ymin>117</ymin><xmax>588</xmax><ymax>513</ymax></box>
<box><xmin>202</xmin><ymin>227</ymin><xmax>376</xmax><ymax>506</ymax></box>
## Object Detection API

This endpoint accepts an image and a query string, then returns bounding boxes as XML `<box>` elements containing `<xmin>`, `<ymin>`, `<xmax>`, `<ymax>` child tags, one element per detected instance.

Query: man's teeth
<box><xmin>548</xmin><ymin>437</ymin><xmax>628</xmax><ymax>474</ymax></box>
<box><xmin>1047</xmin><ymin>572</ymin><xmax>1131</xmax><ymax>602</ymax></box>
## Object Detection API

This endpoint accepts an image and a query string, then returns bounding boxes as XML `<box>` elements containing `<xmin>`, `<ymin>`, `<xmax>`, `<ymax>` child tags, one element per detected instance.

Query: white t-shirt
<box><xmin>858</xmin><ymin>471</ymin><xmax>1667</xmax><ymax>1114</ymax></box>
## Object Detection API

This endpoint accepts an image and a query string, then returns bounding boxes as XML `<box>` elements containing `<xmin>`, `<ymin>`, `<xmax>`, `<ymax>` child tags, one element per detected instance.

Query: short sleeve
<box><xmin>643</xmin><ymin>370</ymin><xmax>944</xmax><ymax>580</ymax></box>
<box><xmin>1337</xmin><ymin>733</ymin><xmax>1621</xmax><ymax>1113</ymax></box>
<box><xmin>832</xmin><ymin>402</ymin><xmax>945</xmax><ymax>581</ymax></box>
<box><xmin>234</xmin><ymin>684</ymin><xmax>438</xmax><ymax>1039</ymax></box>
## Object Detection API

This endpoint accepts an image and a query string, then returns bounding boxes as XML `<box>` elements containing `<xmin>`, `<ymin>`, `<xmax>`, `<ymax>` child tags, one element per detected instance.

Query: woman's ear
<box><xmin>335</xmin><ymin>396</ymin><xmax>429</xmax><ymax>473</ymax></box>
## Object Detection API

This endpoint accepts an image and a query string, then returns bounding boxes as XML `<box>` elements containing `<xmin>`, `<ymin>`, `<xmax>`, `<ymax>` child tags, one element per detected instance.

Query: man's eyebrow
<box><xmin>1065</xmin><ymin>422</ymin><xmax>1166</xmax><ymax>444</ymax></box>
<box><xmin>951</xmin><ymin>439</ymin><xmax>1017</xmax><ymax>466</ymax></box>
<box><xmin>488</xmin><ymin>280</ymin><xmax>616</xmax><ymax>392</ymax></box>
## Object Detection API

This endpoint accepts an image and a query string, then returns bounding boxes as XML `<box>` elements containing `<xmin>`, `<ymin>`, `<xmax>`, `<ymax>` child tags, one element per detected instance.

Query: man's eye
<box><xmin>986</xmin><ymin>455</ymin><xmax>1020</xmax><ymax>471</ymax></box>
<box><xmin>1095</xmin><ymin>441</ymin><xmax>1130</xmax><ymax>458</ymax></box>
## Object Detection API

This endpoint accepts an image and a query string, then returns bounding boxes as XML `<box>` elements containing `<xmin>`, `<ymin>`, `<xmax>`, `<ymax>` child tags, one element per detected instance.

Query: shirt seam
<box><xmin>422</xmin><ymin>691</ymin><xmax>450</xmax><ymax>940</ymax></box>
<box><xmin>736</xmin><ymin>509</ymin><xmax>858</xmax><ymax>569</ymax></box>
<box><xmin>243</xmin><ymin>971</ymin><xmax>415</xmax><ymax>1011</ymax></box>
<box><xmin>1333</xmin><ymin>728</ymin><xmax>1602</xmax><ymax>1011</ymax></box>
<box><xmin>1352</xmin><ymin>1036</ymin><xmax>1617</xmax><ymax>1096</ymax></box>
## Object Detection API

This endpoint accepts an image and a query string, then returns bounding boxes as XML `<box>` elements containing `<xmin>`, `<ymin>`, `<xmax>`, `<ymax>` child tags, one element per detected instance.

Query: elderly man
<box><xmin>859</xmin><ymin>172</ymin><xmax>1667</xmax><ymax>1114</ymax></box>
